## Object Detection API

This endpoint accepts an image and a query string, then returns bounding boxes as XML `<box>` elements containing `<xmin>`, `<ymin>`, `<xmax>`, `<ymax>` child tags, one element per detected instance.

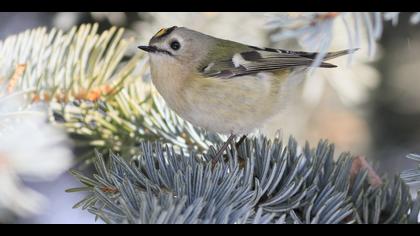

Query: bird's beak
<box><xmin>138</xmin><ymin>45</ymin><xmax>157</xmax><ymax>53</ymax></box>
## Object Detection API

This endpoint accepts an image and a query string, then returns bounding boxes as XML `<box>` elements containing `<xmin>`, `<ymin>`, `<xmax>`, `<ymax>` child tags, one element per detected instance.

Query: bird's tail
<box><xmin>318</xmin><ymin>48</ymin><xmax>359</xmax><ymax>68</ymax></box>
<box><xmin>286</xmin><ymin>48</ymin><xmax>359</xmax><ymax>87</ymax></box>
<box><xmin>292</xmin><ymin>48</ymin><xmax>359</xmax><ymax>68</ymax></box>
<box><xmin>323</xmin><ymin>48</ymin><xmax>359</xmax><ymax>61</ymax></box>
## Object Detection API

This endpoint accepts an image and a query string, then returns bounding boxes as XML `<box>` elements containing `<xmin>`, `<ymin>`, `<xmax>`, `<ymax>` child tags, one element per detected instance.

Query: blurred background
<box><xmin>0</xmin><ymin>12</ymin><xmax>419</xmax><ymax>223</ymax></box>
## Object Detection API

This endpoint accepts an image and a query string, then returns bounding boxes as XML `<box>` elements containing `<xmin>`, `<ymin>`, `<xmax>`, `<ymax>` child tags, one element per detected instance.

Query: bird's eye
<box><xmin>170</xmin><ymin>41</ymin><xmax>181</xmax><ymax>50</ymax></box>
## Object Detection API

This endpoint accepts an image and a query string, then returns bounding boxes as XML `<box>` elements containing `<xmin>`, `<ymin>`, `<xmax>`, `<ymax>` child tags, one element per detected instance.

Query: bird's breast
<box><xmin>149</xmin><ymin>57</ymin><xmax>192</xmax><ymax>116</ymax></box>
<box><xmin>150</xmin><ymin>58</ymin><xmax>291</xmax><ymax>135</ymax></box>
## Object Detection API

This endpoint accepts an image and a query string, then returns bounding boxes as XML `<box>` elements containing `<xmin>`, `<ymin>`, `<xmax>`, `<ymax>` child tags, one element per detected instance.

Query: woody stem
<box><xmin>212</xmin><ymin>134</ymin><xmax>237</xmax><ymax>165</ymax></box>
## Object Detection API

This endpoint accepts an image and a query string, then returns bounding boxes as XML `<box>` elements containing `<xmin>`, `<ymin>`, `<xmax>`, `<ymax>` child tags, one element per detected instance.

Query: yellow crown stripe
<box><xmin>154</xmin><ymin>28</ymin><xmax>168</xmax><ymax>38</ymax></box>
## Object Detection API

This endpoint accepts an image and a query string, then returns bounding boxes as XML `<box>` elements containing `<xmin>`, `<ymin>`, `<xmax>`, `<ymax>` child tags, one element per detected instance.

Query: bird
<box><xmin>138</xmin><ymin>26</ymin><xmax>357</xmax><ymax>163</ymax></box>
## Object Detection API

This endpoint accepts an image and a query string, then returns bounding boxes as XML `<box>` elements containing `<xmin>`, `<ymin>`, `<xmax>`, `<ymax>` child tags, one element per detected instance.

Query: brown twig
<box><xmin>100</xmin><ymin>186</ymin><xmax>118</xmax><ymax>193</ymax></box>
<box><xmin>7</xmin><ymin>64</ymin><xmax>26</xmax><ymax>94</ymax></box>
<box><xmin>351</xmin><ymin>155</ymin><xmax>383</xmax><ymax>188</ymax></box>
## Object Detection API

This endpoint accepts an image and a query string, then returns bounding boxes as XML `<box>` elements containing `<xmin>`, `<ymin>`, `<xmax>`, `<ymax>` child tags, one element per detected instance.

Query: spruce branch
<box><xmin>0</xmin><ymin>24</ymin><xmax>141</xmax><ymax>101</ymax></box>
<box><xmin>401</xmin><ymin>153</ymin><xmax>420</xmax><ymax>213</ymax></box>
<box><xmin>266</xmin><ymin>12</ymin><xmax>420</xmax><ymax>59</ymax></box>
<box><xmin>68</xmin><ymin>136</ymin><xmax>419</xmax><ymax>224</ymax></box>
<box><xmin>53</xmin><ymin>89</ymin><xmax>223</xmax><ymax>165</ymax></box>
<box><xmin>401</xmin><ymin>154</ymin><xmax>420</xmax><ymax>185</ymax></box>
<box><xmin>0</xmin><ymin>24</ymin><xmax>222</xmax><ymax>165</ymax></box>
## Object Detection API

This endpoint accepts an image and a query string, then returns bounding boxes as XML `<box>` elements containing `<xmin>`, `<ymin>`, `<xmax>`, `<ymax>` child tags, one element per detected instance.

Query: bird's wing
<box><xmin>200</xmin><ymin>46</ymin><xmax>356</xmax><ymax>79</ymax></box>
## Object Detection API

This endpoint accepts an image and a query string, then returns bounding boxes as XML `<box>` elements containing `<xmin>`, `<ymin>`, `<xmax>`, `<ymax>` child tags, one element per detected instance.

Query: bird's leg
<box><xmin>212</xmin><ymin>134</ymin><xmax>237</xmax><ymax>165</ymax></box>
<box><xmin>235</xmin><ymin>135</ymin><xmax>247</xmax><ymax>168</ymax></box>
<box><xmin>235</xmin><ymin>135</ymin><xmax>247</xmax><ymax>149</ymax></box>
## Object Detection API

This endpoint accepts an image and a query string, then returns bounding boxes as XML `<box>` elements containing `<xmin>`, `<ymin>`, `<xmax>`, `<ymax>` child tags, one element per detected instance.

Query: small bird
<box><xmin>138</xmin><ymin>26</ymin><xmax>357</xmax><ymax>162</ymax></box>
